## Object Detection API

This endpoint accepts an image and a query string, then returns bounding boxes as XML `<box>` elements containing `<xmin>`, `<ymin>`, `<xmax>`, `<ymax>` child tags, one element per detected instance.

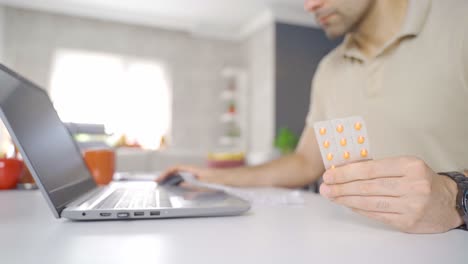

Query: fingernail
<box><xmin>320</xmin><ymin>184</ymin><xmax>331</xmax><ymax>197</ymax></box>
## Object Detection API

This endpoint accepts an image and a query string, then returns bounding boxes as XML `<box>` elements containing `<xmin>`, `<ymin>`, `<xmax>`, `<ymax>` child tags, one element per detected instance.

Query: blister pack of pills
<box><xmin>313</xmin><ymin>116</ymin><xmax>372</xmax><ymax>169</ymax></box>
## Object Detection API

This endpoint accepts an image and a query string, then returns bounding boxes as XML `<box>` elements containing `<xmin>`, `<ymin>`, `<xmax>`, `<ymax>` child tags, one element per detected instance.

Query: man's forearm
<box><xmin>215</xmin><ymin>153</ymin><xmax>324</xmax><ymax>188</ymax></box>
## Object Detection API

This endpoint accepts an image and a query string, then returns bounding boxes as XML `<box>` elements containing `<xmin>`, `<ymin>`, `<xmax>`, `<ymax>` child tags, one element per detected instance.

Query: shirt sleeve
<box><xmin>305</xmin><ymin>60</ymin><xmax>327</xmax><ymax>127</ymax></box>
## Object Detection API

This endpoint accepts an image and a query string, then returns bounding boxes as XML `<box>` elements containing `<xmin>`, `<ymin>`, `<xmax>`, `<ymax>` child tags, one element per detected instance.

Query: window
<box><xmin>50</xmin><ymin>50</ymin><xmax>171</xmax><ymax>150</ymax></box>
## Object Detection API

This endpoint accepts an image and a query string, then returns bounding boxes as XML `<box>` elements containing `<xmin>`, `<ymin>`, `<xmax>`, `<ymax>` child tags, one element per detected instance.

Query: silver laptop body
<box><xmin>0</xmin><ymin>64</ymin><xmax>250</xmax><ymax>220</ymax></box>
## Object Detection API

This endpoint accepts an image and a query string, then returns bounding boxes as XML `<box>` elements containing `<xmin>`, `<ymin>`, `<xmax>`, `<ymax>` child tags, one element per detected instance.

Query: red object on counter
<box><xmin>0</xmin><ymin>158</ymin><xmax>24</xmax><ymax>190</ymax></box>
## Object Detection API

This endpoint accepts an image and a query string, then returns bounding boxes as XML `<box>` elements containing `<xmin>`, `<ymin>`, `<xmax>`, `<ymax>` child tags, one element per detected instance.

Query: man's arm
<box><xmin>158</xmin><ymin>126</ymin><xmax>325</xmax><ymax>188</ymax></box>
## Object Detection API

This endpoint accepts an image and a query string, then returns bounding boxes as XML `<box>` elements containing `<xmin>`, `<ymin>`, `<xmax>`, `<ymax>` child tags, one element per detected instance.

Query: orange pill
<box><xmin>331</xmin><ymin>165</ymin><xmax>336</xmax><ymax>169</ymax></box>
<box><xmin>323</xmin><ymin>141</ymin><xmax>330</xmax><ymax>148</ymax></box>
<box><xmin>354</xmin><ymin>122</ymin><xmax>362</xmax><ymax>131</ymax></box>
<box><xmin>343</xmin><ymin>151</ymin><xmax>350</xmax><ymax>159</ymax></box>
<box><xmin>327</xmin><ymin>153</ymin><xmax>334</xmax><ymax>161</ymax></box>
<box><xmin>336</xmin><ymin>125</ymin><xmax>344</xmax><ymax>133</ymax></box>
<box><xmin>319</xmin><ymin>127</ymin><xmax>327</xmax><ymax>135</ymax></box>
<box><xmin>357</xmin><ymin>136</ymin><xmax>365</xmax><ymax>144</ymax></box>
<box><xmin>360</xmin><ymin>149</ymin><xmax>368</xmax><ymax>158</ymax></box>
<box><xmin>340</xmin><ymin>138</ymin><xmax>347</xmax><ymax>146</ymax></box>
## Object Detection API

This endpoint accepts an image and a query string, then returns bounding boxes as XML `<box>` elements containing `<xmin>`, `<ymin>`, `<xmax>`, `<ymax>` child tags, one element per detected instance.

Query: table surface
<box><xmin>0</xmin><ymin>188</ymin><xmax>466</xmax><ymax>264</ymax></box>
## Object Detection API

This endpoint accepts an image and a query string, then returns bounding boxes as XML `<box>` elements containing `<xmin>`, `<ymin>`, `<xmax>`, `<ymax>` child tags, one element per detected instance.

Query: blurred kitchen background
<box><xmin>0</xmin><ymin>0</ymin><xmax>339</xmax><ymax>173</ymax></box>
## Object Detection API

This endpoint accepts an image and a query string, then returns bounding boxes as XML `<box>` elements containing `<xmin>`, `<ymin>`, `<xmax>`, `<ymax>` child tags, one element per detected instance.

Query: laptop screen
<box><xmin>0</xmin><ymin>64</ymin><xmax>96</xmax><ymax>217</ymax></box>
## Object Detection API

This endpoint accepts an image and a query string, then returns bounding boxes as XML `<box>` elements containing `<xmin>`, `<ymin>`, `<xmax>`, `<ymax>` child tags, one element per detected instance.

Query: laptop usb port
<box><xmin>117</xmin><ymin>212</ymin><xmax>130</xmax><ymax>218</ymax></box>
<box><xmin>134</xmin><ymin>212</ymin><xmax>144</xmax><ymax>216</ymax></box>
<box><xmin>100</xmin><ymin>213</ymin><xmax>111</xmax><ymax>217</ymax></box>
<box><xmin>150</xmin><ymin>211</ymin><xmax>161</xmax><ymax>216</ymax></box>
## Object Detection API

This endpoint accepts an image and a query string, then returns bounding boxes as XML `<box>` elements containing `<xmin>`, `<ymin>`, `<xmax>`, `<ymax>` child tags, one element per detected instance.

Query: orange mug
<box><xmin>83</xmin><ymin>149</ymin><xmax>115</xmax><ymax>185</ymax></box>
<box><xmin>0</xmin><ymin>158</ymin><xmax>24</xmax><ymax>190</ymax></box>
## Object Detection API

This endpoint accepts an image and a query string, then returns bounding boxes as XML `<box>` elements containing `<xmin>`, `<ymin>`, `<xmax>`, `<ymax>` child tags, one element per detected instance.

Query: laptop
<box><xmin>0</xmin><ymin>64</ymin><xmax>250</xmax><ymax>220</ymax></box>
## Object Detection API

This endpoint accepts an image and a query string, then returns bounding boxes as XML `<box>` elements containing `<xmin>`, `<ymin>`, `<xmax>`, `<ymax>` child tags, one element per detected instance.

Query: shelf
<box><xmin>220</xmin><ymin>90</ymin><xmax>235</xmax><ymax>100</ymax></box>
<box><xmin>218</xmin><ymin>67</ymin><xmax>247</xmax><ymax>149</ymax></box>
<box><xmin>221</xmin><ymin>68</ymin><xmax>244</xmax><ymax>77</ymax></box>
<box><xmin>220</xmin><ymin>112</ymin><xmax>237</xmax><ymax>122</ymax></box>
<box><xmin>219</xmin><ymin>136</ymin><xmax>241</xmax><ymax>146</ymax></box>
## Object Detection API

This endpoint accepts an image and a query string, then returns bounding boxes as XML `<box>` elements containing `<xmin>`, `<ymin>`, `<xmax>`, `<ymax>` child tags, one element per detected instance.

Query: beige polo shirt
<box><xmin>306</xmin><ymin>0</ymin><xmax>468</xmax><ymax>172</ymax></box>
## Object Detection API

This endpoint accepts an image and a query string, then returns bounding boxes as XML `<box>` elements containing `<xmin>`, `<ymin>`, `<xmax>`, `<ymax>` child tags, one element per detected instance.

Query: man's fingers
<box><xmin>156</xmin><ymin>167</ymin><xmax>177</xmax><ymax>182</ymax></box>
<box><xmin>320</xmin><ymin>177</ymin><xmax>403</xmax><ymax>197</ymax></box>
<box><xmin>323</xmin><ymin>157</ymin><xmax>417</xmax><ymax>184</ymax></box>
<box><xmin>156</xmin><ymin>165</ymin><xmax>194</xmax><ymax>183</ymax></box>
<box><xmin>333</xmin><ymin>196</ymin><xmax>403</xmax><ymax>213</ymax></box>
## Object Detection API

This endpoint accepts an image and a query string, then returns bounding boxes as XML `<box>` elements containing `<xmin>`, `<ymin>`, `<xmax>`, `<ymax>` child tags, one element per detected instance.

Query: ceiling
<box><xmin>0</xmin><ymin>0</ymin><xmax>318</xmax><ymax>40</ymax></box>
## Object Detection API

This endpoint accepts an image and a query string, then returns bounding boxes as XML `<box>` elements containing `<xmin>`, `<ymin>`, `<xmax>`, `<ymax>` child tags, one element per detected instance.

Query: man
<box><xmin>160</xmin><ymin>0</ymin><xmax>468</xmax><ymax>234</ymax></box>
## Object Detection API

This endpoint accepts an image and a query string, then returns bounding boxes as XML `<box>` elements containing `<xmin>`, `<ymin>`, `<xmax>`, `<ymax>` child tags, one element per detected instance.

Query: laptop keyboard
<box><xmin>93</xmin><ymin>188</ymin><xmax>172</xmax><ymax>209</ymax></box>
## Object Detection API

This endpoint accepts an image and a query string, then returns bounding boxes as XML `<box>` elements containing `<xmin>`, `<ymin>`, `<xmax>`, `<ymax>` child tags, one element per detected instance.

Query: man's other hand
<box><xmin>157</xmin><ymin>165</ymin><xmax>216</xmax><ymax>184</ymax></box>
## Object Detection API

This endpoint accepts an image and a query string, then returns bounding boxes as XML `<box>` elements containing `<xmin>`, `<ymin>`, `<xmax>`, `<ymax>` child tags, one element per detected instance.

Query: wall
<box><xmin>0</xmin><ymin>6</ymin><xmax>7</xmax><ymax>154</ymax></box>
<box><xmin>242</xmin><ymin>23</ymin><xmax>276</xmax><ymax>156</ymax></box>
<box><xmin>0</xmin><ymin>6</ymin><xmax>4</xmax><ymax>62</ymax></box>
<box><xmin>2</xmin><ymin>7</ymin><xmax>245</xmax><ymax>154</ymax></box>
<box><xmin>0</xmin><ymin>6</ymin><xmax>338</xmax><ymax>163</ymax></box>
<box><xmin>275</xmin><ymin>22</ymin><xmax>341</xmax><ymax>137</ymax></box>
<box><xmin>242</xmin><ymin>22</ymin><xmax>339</xmax><ymax>160</ymax></box>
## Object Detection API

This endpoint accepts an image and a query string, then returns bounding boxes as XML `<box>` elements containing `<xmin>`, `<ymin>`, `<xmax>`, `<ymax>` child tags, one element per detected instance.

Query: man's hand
<box><xmin>157</xmin><ymin>165</ymin><xmax>224</xmax><ymax>185</ymax></box>
<box><xmin>319</xmin><ymin>156</ymin><xmax>464</xmax><ymax>233</ymax></box>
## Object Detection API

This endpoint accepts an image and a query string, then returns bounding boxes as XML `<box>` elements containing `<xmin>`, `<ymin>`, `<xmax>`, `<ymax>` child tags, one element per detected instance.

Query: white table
<box><xmin>0</xmin><ymin>189</ymin><xmax>466</xmax><ymax>264</ymax></box>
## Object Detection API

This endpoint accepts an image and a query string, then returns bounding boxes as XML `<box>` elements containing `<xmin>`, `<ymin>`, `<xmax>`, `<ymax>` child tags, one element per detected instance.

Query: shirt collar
<box><xmin>342</xmin><ymin>0</ymin><xmax>432</xmax><ymax>62</ymax></box>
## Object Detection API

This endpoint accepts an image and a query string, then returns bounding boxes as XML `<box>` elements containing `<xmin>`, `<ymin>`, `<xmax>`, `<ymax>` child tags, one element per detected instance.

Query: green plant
<box><xmin>274</xmin><ymin>127</ymin><xmax>299</xmax><ymax>155</ymax></box>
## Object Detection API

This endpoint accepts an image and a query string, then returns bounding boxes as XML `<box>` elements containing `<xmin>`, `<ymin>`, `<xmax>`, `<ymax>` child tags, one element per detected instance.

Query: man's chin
<box><xmin>324</xmin><ymin>28</ymin><xmax>345</xmax><ymax>40</ymax></box>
